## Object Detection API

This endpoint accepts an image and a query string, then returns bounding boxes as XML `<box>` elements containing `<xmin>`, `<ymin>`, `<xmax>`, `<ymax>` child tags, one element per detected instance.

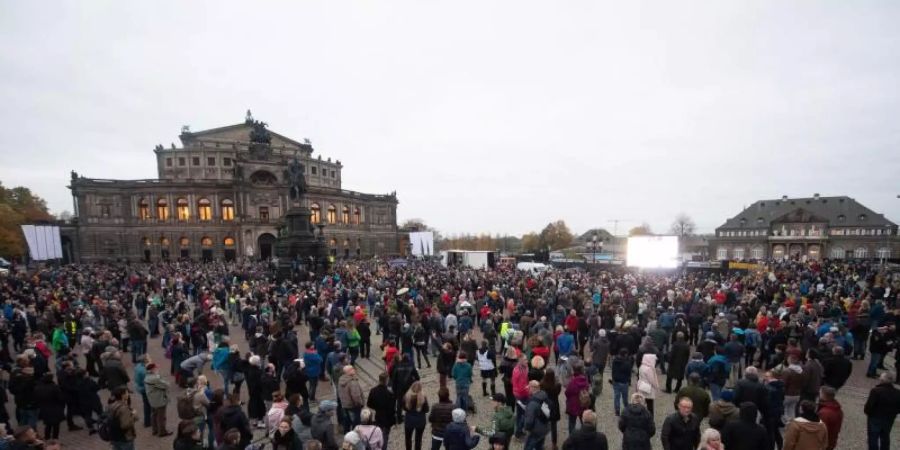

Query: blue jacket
<box><xmin>212</xmin><ymin>347</ymin><xmax>231</xmax><ymax>371</ymax></box>
<box><xmin>303</xmin><ymin>351</ymin><xmax>323</xmax><ymax>378</ymax></box>
<box><xmin>556</xmin><ymin>333</ymin><xmax>575</xmax><ymax>356</ymax></box>
<box><xmin>451</xmin><ymin>361</ymin><xmax>473</xmax><ymax>389</ymax></box>
<box><xmin>134</xmin><ymin>362</ymin><xmax>147</xmax><ymax>394</ymax></box>
<box><xmin>443</xmin><ymin>422</ymin><xmax>480</xmax><ymax>450</ymax></box>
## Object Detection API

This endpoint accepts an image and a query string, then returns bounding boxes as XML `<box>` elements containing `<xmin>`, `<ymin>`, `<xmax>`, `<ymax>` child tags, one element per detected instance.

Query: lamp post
<box><xmin>591</xmin><ymin>233</ymin><xmax>598</xmax><ymax>267</ymax></box>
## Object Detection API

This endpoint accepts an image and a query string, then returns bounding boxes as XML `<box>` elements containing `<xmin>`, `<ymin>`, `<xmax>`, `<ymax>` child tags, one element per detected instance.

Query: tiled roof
<box><xmin>718</xmin><ymin>196</ymin><xmax>895</xmax><ymax>229</ymax></box>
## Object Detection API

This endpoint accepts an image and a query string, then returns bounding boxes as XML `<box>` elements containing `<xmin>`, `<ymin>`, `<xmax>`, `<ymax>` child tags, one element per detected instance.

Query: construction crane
<box><xmin>607</xmin><ymin>219</ymin><xmax>634</xmax><ymax>237</ymax></box>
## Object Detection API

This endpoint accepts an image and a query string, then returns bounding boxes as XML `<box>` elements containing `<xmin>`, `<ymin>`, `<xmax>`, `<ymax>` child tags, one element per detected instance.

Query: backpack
<box><xmin>97</xmin><ymin>406</ymin><xmax>121</xmax><ymax>442</ymax></box>
<box><xmin>578</xmin><ymin>387</ymin><xmax>592</xmax><ymax>408</ymax></box>
<box><xmin>355</xmin><ymin>426</ymin><xmax>378</xmax><ymax>450</ymax></box>
<box><xmin>177</xmin><ymin>390</ymin><xmax>197</xmax><ymax>420</ymax></box>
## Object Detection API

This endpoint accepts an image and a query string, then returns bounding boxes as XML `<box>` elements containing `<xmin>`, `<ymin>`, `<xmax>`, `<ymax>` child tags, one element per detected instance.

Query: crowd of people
<box><xmin>0</xmin><ymin>257</ymin><xmax>897</xmax><ymax>450</ymax></box>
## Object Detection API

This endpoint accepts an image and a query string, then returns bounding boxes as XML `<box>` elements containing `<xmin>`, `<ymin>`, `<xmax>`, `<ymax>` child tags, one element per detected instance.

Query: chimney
<box><xmin>813</xmin><ymin>193</ymin><xmax>820</xmax><ymax>199</ymax></box>
<box><xmin>782</xmin><ymin>195</ymin><xmax>788</xmax><ymax>200</ymax></box>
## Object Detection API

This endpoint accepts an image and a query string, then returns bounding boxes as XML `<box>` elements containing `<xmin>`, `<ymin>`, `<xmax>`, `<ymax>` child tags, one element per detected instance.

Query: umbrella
<box><xmin>396</xmin><ymin>287</ymin><xmax>409</xmax><ymax>296</ymax></box>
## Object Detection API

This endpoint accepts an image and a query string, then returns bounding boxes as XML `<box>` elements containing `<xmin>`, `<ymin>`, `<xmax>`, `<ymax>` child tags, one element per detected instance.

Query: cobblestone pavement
<box><xmin>57</xmin><ymin>320</ymin><xmax>898</xmax><ymax>450</ymax></box>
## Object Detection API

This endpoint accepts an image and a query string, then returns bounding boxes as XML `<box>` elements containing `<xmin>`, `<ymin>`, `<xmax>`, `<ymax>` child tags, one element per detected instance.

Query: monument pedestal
<box><xmin>274</xmin><ymin>205</ymin><xmax>329</xmax><ymax>281</ymax></box>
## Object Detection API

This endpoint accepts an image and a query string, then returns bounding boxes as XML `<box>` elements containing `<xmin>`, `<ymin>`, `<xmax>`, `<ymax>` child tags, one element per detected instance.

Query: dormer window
<box><xmin>859</xmin><ymin>214</ymin><xmax>867</xmax><ymax>221</ymax></box>
<box><xmin>756</xmin><ymin>217</ymin><xmax>764</xmax><ymax>225</ymax></box>
<box><xmin>837</xmin><ymin>215</ymin><xmax>845</xmax><ymax>222</ymax></box>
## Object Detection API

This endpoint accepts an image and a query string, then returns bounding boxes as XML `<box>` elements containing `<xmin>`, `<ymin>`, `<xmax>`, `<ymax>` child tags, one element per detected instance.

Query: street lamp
<box><xmin>591</xmin><ymin>233</ymin><xmax>598</xmax><ymax>266</ymax></box>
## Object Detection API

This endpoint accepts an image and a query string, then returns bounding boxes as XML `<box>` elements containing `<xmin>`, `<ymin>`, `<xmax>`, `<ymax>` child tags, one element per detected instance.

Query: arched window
<box><xmin>223</xmin><ymin>237</ymin><xmax>236</xmax><ymax>247</ymax></box>
<box><xmin>201</xmin><ymin>237</ymin><xmax>213</xmax><ymax>247</ymax></box>
<box><xmin>354</xmin><ymin>207</ymin><xmax>361</xmax><ymax>225</ymax></box>
<box><xmin>732</xmin><ymin>247</ymin><xmax>745</xmax><ymax>260</ymax></box>
<box><xmin>176</xmin><ymin>198</ymin><xmax>190</xmax><ymax>221</ymax></box>
<box><xmin>876</xmin><ymin>247</ymin><xmax>891</xmax><ymax>259</ymax></box>
<box><xmin>138</xmin><ymin>198</ymin><xmax>150</xmax><ymax>220</ymax></box>
<box><xmin>854</xmin><ymin>247</ymin><xmax>868</xmax><ymax>259</ymax></box>
<box><xmin>160</xmin><ymin>237</ymin><xmax>170</xmax><ymax>247</ymax></box>
<box><xmin>179</xmin><ymin>237</ymin><xmax>190</xmax><ymax>247</ymax></box>
<box><xmin>327</xmin><ymin>205</ymin><xmax>337</xmax><ymax>224</ymax></box>
<box><xmin>716</xmin><ymin>247</ymin><xmax>728</xmax><ymax>260</ymax></box>
<box><xmin>197</xmin><ymin>198</ymin><xmax>212</xmax><ymax>221</ymax></box>
<box><xmin>830</xmin><ymin>247</ymin><xmax>845</xmax><ymax>259</ymax></box>
<box><xmin>310</xmin><ymin>203</ymin><xmax>321</xmax><ymax>224</ymax></box>
<box><xmin>751</xmin><ymin>246</ymin><xmax>764</xmax><ymax>260</ymax></box>
<box><xmin>342</xmin><ymin>206</ymin><xmax>350</xmax><ymax>224</ymax></box>
<box><xmin>157</xmin><ymin>199</ymin><xmax>169</xmax><ymax>220</ymax></box>
<box><xmin>221</xmin><ymin>199</ymin><xmax>235</xmax><ymax>221</ymax></box>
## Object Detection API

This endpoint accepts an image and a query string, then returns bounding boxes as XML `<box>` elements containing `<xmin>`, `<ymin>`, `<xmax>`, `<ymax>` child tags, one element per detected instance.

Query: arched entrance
<box><xmin>257</xmin><ymin>233</ymin><xmax>276</xmax><ymax>261</ymax></box>
<box><xmin>772</xmin><ymin>245</ymin><xmax>785</xmax><ymax>260</ymax></box>
<box><xmin>807</xmin><ymin>245</ymin><xmax>821</xmax><ymax>261</ymax></box>
<box><xmin>789</xmin><ymin>244</ymin><xmax>803</xmax><ymax>259</ymax></box>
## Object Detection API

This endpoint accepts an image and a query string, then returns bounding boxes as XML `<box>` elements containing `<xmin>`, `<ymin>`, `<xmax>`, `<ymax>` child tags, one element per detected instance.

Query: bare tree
<box><xmin>670</xmin><ymin>213</ymin><xmax>696</xmax><ymax>237</ymax></box>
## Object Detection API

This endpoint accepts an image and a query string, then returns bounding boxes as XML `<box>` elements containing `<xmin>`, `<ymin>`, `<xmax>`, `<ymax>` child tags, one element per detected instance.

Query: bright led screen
<box><xmin>626</xmin><ymin>235</ymin><xmax>679</xmax><ymax>268</ymax></box>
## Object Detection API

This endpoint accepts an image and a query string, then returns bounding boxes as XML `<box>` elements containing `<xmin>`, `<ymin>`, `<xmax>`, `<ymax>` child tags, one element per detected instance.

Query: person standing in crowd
<box><xmin>697</xmin><ymin>429</ymin><xmax>724</xmax><ymax>450</ymax></box>
<box><xmin>144</xmin><ymin>362</ymin><xmax>172</xmax><ymax>437</ymax></box>
<box><xmin>354</xmin><ymin>408</ymin><xmax>384</xmax><ymax>450</ymax></box>
<box><xmin>722</xmin><ymin>402</ymin><xmax>771</xmax><ymax>450</ymax></box>
<box><xmin>429</xmin><ymin>387</ymin><xmax>455</xmax><ymax>450</ymax></box>
<box><xmin>338</xmin><ymin>366</ymin><xmax>365</xmax><ymax>430</ymax></box>
<box><xmin>33</xmin><ymin>373</ymin><xmax>64</xmax><ymax>440</ymax></box>
<box><xmin>312</xmin><ymin>400</ymin><xmax>339</xmax><ymax>450</ymax></box>
<box><xmin>618</xmin><ymin>393</ymin><xmax>655</xmax><ymax>450</ymax></box>
<box><xmin>475</xmin><ymin>393</ymin><xmax>515</xmax><ymax>449</ymax></box>
<box><xmin>610</xmin><ymin>349</ymin><xmax>632</xmax><ymax>417</ymax></box>
<box><xmin>666</xmin><ymin>333</ymin><xmax>690</xmax><ymax>394</ymax></box>
<box><xmin>133</xmin><ymin>355</ymin><xmax>151</xmax><ymax>430</ymax></box>
<box><xmin>661</xmin><ymin>397</ymin><xmax>700</xmax><ymax>450</ymax></box>
<box><xmin>816</xmin><ymin>386</ymin><xmax>842</xmax><ymax>450</ymax></box>
<box><xmin>304</xmin><ymin>342</ymin><xmax>324</xmax><ymax>403</ymax></box>
<box><xmin>821</xmin><ymin>347</ymin><xmax>852</xmax><ymax>390</ymax></box>
<box><xmin>540</xmin><ymin>369</ymin><xmax>562</xmax><ymax>450</ymax></box>
<box><xmin>443</xmin><ymin>409</ymin><xmax>479</xmax><ymax>450</ymax></box>
<box><xmin>564</xmin><ymin>364</ymin><xmax>589</xmax><ymax>434</ymax></box>
<box><xmin>107</xmin><ymin>386</ymin><xmax>137</xmax><ymax>450</ymax></box>
<box><xmin>523</xmin><ymin>381</ymin><xmax>550</xmax><ymax>450</ymax></box>
<box><xmin>637</xmin><ymin>354</ymin><xmax>659</xmax><ymax>415</ymax></box>
<box><xmin>367</xmin><ymin>372</ymin><xmax>396</xmax><ymax>446</ymax></box>
<box><xmin>403</xmin><ymin>381</ymin><xmax>429</xmax><ymax>450</ymax></box>
<box><xmin>511</xmin><ymin>354</ymin><xmax>530</xmax><ymax>439</ymax></box>
<box><xmin>783</xmin><ymin>400</ymin><xmax>828</xmax><ymax>450</ymax></box>
<box><xmin>476</xmin><ymin>341</ymin><xmax>497</xmax><ymax>397</ymax></box>
<box><xmin>561</xmin><ymin>410</ymin><xmax>608</xmax><ymax>450</ymax></box>
<box><xmin>863</xmin><ymin>371</ymin><xmax>900</xmax><ymax>450</ymax></box>
<box><xmin>451</xmin><ymin>351</ymin><xmax>473</xmax><ymax>413</ymax></box>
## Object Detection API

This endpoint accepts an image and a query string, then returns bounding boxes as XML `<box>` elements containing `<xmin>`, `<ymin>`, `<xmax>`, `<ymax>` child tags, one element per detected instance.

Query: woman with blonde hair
<box><xmin>354</xmin><ymin>408</ymin><xmax>384</xmax><ymax>450</ymax></box>
<box><xmin>403</xmin><ymin>381</ymin><xmax>429</xmax><ymax>450</ymax></box>
<box><xmin>697</xmin><ymin>428</ymin><xmax>724</xmax><ymax>450</ymax></box>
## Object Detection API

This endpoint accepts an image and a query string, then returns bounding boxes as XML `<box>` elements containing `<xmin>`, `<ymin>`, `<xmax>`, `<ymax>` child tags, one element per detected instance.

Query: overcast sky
<box><xmin>1</xmin><ymin>1</ymin><xmax>898</xmax><ymax>237</ymax></box>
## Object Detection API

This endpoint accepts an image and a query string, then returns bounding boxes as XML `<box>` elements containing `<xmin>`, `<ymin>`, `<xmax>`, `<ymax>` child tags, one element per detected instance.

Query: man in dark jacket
<box><xmin>562</xmin><ymin>410</ymin><xmax>608</xmax><ymax>450</ymax></box>
<box><xmin>610</xmin><ymin>349</ymin><xmax>633</xmax><ymax>416</ymax></box>
<box><xmin>674</xmin><ymin>373</ymin><xmax>710</xmax><ymax>420</ymax></box>
<box><xmin>821</xmin><ymin>346</ymin><xmax>853</xmax><ymax>390</ymax></box>
<box><xmin>9</xmin><ymin>363</ymin><xmax>38</xmax><ymax>429</ymax></box>
<box><xmin>523</xmin><ymin>381</ymin><xmax>550</xmax><ymax>450</ymax></box>
<box><xmin>390</xmin><ymin>354</ymin><xmax>419</xmax><ymax>422</ymax></box>
<box><xmin>429</xmin><ymin>387</ymin><xmax>455</xmax><ymax>450</ymax></box>
<box><xmin>733</xmin><ymin>366</ymin><xmax>769</xmax><ymax>421</ymax></box>
<box><xmin>661</xmin><ymin>397</ymin><xmax>700</xmax><ymax>450</ymax></box>
<box><xmin>666</xmin><ymin>333</ymin><xmax>691</xmax><ymax>393</ymax></box>
<box><xmin>367</xmin><ymin>372</ymin><xmax>396</xmax><ymax>445</ymax></box>
<box><xmin>721</xmin><ymin>402</ymin><xmax>771</xmax><ymax>450</ymax></box>
<box><xmin>219</xmin><ymin>393</ymin><xmax>252</xmax><ymax>448</ymax></box>
<box><xmin>443</xmin><ymin>408</ymin><xmax>480</xmax><ymax>450</ymax></box>
<box><xmin>863</xmin><ymin>371</ymin><xmax>900</xmax><ymax>450</ymax></box>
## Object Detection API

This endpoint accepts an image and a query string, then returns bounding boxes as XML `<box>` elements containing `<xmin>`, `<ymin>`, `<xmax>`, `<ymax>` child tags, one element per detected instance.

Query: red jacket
<box><xmin>565</xmin><ymin>315</ymin><xmax>579</xmax><ymax>333</ymax></box>
<box><xmin>817</xmin><ymin>399</ymin><xmax>843</xmax><ymax>450</ymax></box>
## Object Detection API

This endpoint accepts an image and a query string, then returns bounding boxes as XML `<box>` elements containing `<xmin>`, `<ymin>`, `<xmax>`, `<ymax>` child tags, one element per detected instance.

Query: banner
<box><xmin>21</xmin><ymin>225</ymin><xmax>63</xmax><ymax>260</ymax></box>
<box><xmin>409</xmin><ymin>231</ymin><xmax>434</xmax><ymax>257</ymax></box>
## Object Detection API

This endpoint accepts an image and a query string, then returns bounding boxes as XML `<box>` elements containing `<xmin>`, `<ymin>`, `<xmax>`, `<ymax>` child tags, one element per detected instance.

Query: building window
<box><xmin>751</xmin><ymin>246</ymin><xmax>764</xmax><ymax>260</ymax></box>
<box><xmin>311</xmin><ymin>167</ymin><xmax>317</xmax><ymax>175</ymax></box>
<box><xmin>223</xmin><ymin>157</ymin><xmax>232</xmax><ymax>167</ymax></box>
<box><xmin>354</xmin><ymin>207</ymin><xmax>361</xmax><ymax>224</ymax></box>
<box><xmin>207</xmin><ymin>157</ymin><xmax>216</xmax><ymax>166</ymax></box>
<box><xmin>327</xmin><ymin>205</ymin><xmax>337</xmax><ymax>224</ymax></box>
<box><xmin>342</xmin><ymin>206</ymin><xmax>350</xmax><ymax>224</ymax></box>
<box><xmin>201</xmin><ymin>237</ymin><xmax>213</xmax><ymax>247</ymax></box>
<box><xmin>100</xmin><ymin>205</ymin><xmax>111</xmax><ymax>218</ymax></box>
<box><xmin>716</xmin><ymin>247</ymin><xmax>728</xmax><ymax>260</ymax></box>
<box><xmin>198</xmin><ymin>198</ymin><xmax>212</xmax><ymax>221</ymax></box>
<box><xmin>310</xmin><ymin>204</ymin><xmax>320</xmax><ymax>223</ymax></box>
<box><xmin>859</xmin><ymin>214</ymin><xmax>867</xmax><ymax>221</ymax></box>
<box><xmin>224</xmin><ymin>237</ymin><xmax>236</xmax><ymax>247</ymax></box>
<box><xmin>733</xmin><ymin>247</ymin><xmax>745</xmax><ymax>260</ymax></box>
<box><xmin>830</xmin><ymin>247</ymin><xmax>845</xmax><ymax>259</ymax></box>
<box><xmin>837</xmin><ymin>214</ymin><xmax>845</xmax><ymax>222</ymax></box>
<box><xmin>160</xmin><ymin>237</ymin><xmax>170</xmax><ymax>247</ymax></box>
<box><xmin>176</xmin><ymin>198</ymin><xmax>190</xmax><ymax>221</ymax></box>
<box><xmin>141</xmin><ymin>237</ymin><xmax>151</xmax><ymax>247</ymax></box>
<box><xmin>854</xmin><ymin>247</ymin><xmax>868</xmax><ymax>259</ymax></box>
<box><xmin>179</xmin><ymin>237</ymin><xmax>189</xmax><ymax>247</ymax></box>
<box><xmin>166</xmin><ymin>158</ymin><xmax>172</xmax><ymax>167</ymax></box>
<box><xmin>178</xmin><ymin>157</ymin><xmax>186</xmax><ymax>166</ymax></box>
<box><xmin>192</xmin><ymin>157</ymin><xmax>200</xmax><ymax>166</ymax></box>
<box><xmin>331</xmin><ymin>170</ymin><xmax>336</xmax><ymax>178</ymax></box>
<box><xmin>157</xmin><ymin>199</ymin><xmax>169</xmax><ymax>220</ymax></box>
<box><xmin>138</xmin><ymin>198</ymin><xmax>150</xmax><ymax>220</ymax></box>
<box><xmin>221</xmin><ymin>199</ymin><xmax>235</xmax><ymax>221</ymax></box>
<box><xmin>876</xmin><ymin>247</ymin><xmax>891</xmax><ymax>259</ymax></box>
<box><xmin>259</xmin><ymin>206</ymin><xmax>269</xmax><ymax>223</ymax></box>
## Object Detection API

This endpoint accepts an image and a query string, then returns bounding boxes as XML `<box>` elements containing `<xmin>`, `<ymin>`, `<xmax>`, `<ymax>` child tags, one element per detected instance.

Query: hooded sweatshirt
<box><xmin>783</xmin><ymin>416</ymin><xmax>828</xmax><ymax>450</ymax></box>
<box><xmin>721</xmin><ymin>403</ymin><xmax>771</xmax><ymax>450</ymax></box>
<box><xmin>708</xmin><ymin>400</ymin><xmax>739</xmax><ymax>431</ymax></box>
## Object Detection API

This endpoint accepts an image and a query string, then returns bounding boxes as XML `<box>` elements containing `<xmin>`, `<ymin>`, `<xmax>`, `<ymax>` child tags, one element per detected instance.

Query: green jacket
<box><xmin>477</xmin><ymin>406</ymin><xmax>515</xmax><ymax>437</ymax></box>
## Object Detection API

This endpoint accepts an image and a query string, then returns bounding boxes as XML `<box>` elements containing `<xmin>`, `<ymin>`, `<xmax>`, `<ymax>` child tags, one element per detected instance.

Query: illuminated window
<box><xmin>354</xmin><ymin>207</ymin><xmax>361</xmax><ymax>225</ymax></box>
<box><xmin>310</xmin><ymin>203</ymin><xmax>321</xmax><ymax>224</ymax></box>
<box><xmin>221</xmin><ymin>199</ymin><xmax>234</xmax><ymax>221</ymax></box>
<box><xmin>198</xmin><ymin>198</ymin><xmax>212</xmax><ymax>221</ymax></box>
<box><xmin>327</xmin><ymin>205</ymin><xmax>337</xmax><ymax>224</ymax></box>
<box><xmin>342</xmin><ymin>206</ymin><xmax>350</xmax><ymax>224</ymax></box>
<box><xmin>876</xmin><ymin>247</ymin><xmax>890</xmax><ymax>259</ymax></box>
<box><xmin>716</xmin><ymin>247</ymin><xmax>728</xmax><ymax>260</ymax></box>
<box><xmin>224</xmin><ymin>237</ymin><xmax>235</xmax><ymax>247</ymax></box>
<box><xmin>830</xmin><ymin>247</ymin><xmax>845</xmax><ymax>259</ymax></box>
<box><xmin>138</xmin><ymin>198</ymin><xmax>150</xmax><ymax>220</ymax></box>
<box><xmin>176</xmin><ymin>198</ymin><xmax>190</xmax><ymax>221</ymax></box>
<box><xmin>733</xmin><ymin>247</ymin><xmax>745</xmax><ymax>260</ymax></box>
<box><xmin>854</xmin><ymin>247</ymin><xmax>868</xmax><ymax>259</ymax></box>
<box><xmin>201</xmin><ymin>237</ymin><xmax>213</xmax><ymax>247</ymax></box>
<box><xmin>751</xmin><ymin>246</ymin><xmax>764</xmax><ymax>260</ymax></box>
<box><xmin>179</xmin><ymin>237</ymin><xmax>189</xmax><ymax>247</ymax></box>
<box><xmin>160</xmin><ymin>237</ymin><xmax>170</xmax><ymax>247</ymax></box>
